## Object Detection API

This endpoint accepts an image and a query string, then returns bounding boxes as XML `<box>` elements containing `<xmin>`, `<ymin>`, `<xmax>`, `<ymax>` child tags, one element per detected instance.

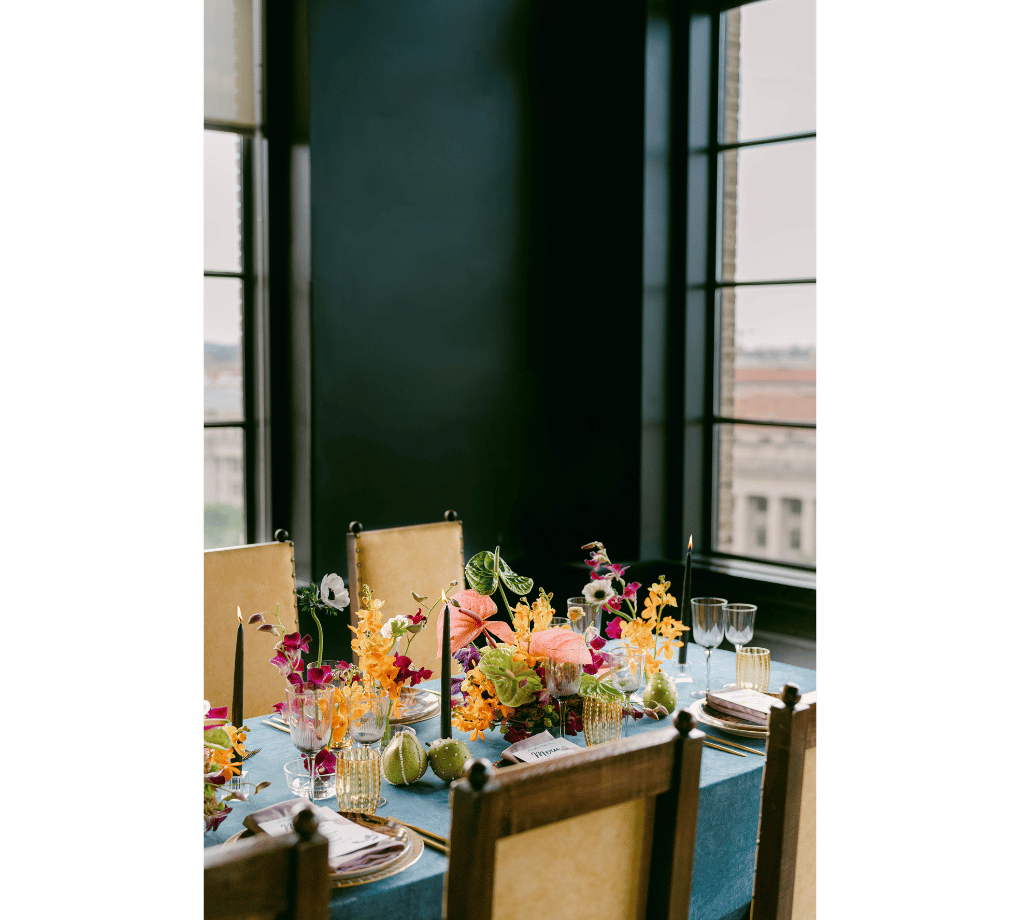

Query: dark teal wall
<box><xmin>308</xmin><ymin>0</ymin><xmax>646</xmax><ymax>658</ymax></box>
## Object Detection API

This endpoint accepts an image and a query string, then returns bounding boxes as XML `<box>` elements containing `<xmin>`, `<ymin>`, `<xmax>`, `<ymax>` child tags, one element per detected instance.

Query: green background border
<box><xmin>5</xmin><ymin>0</ymin><xmax>1011</xmax><ymax>917</ymax></box>
<box><xmin>3</xmin><ymin>3</ymin><xmax>195</xmax><ymax>917</ymax></box>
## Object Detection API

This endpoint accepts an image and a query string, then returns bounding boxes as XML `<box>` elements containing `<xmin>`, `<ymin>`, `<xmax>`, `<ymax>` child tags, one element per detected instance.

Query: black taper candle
<box><xmin>231</xmin><ymin>607</ymin><xmax>244</xmax><ymax>727</ymax></box>
<box><xmin>441</xmin><ymin>599</ymin><xmax>452</xmax><ymax>739</ymax></box>
<box><xmin>678</xmin><ymin>536</ymin><xmax>693</xmax><ymax>664</ymax></box>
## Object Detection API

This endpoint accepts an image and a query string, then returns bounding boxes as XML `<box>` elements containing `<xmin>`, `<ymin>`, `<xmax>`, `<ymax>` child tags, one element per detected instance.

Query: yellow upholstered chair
<box><xmin>751</xmin><ymin>683</ymin><xmax>817</xmax><ymax>920</ymax></box>
<box><xmin>346</xmin><ymin>513</ymin><xmax>465</xmax><ymax>678</ymax></box>
<box><xmin>204</xmin><ymin>807</ymin><xmax>330</xmax><ymax>920</ymax></box>
<box><xmin>204</xmin><ymin>538</ymin><xmax>299</xmax><ymax>720</ymax></box>
<box><xmin>444</xmin><ymin>710</ymin><xmax>705</xmax><ymax>920</ymax></box>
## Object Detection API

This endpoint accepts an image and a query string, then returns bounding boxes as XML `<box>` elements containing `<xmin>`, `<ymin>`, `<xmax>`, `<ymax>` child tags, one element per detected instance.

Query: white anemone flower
<box><xmin>381</xmin><ymin>615</ymin><xmax>411</xmax><ymax>639</ymax></box>
<box><xmin>320</xmin><ymin>573</ymin><xmax>350</xmax><ymax>610</ymax></box>
<box><xmin>583</xmin><ymin>578</ymin><xmax>616</xmax><ymax>607</ymax></box>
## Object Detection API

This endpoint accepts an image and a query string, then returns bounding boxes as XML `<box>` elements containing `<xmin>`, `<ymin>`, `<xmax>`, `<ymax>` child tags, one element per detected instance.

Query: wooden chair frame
<box><xmin>204</xmin><ymin>808</ymin><xmax>330</xmax><ymax>920</ymax></box>
<box><xmin>752</xmin><ymin>683</ymin><xmax>817</xmax><ymax>920</ymax></box>
<box><xmin>445</xmin><ymin>711</ymin><xmax>704</xmax><ymax>920</ymax></box>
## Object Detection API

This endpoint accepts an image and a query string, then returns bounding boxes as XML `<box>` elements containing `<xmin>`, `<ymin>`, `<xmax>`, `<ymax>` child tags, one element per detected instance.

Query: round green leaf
<box><xmin>465</xmin><ymin>551</ymin><xmax>498</xmax><ymax>595</ymax></box>
<box><xmin>497</xmin><ymin>557</ymin><xmax>533</xmax><ymax>596</ymax></box>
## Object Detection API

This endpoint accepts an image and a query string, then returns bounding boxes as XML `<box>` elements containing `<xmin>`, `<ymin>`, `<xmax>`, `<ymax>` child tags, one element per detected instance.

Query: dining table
<box><xmin>205</xmin><ymin>647</ymin><xmax>816</xmax><ymax>920</ymax></box>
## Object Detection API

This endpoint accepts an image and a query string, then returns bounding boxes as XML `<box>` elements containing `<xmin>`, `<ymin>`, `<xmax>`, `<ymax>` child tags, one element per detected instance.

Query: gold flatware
<box><xmin>384</xmin><ymin>816</ymin><xmax>449</xmax><ymax>853</ymax></box>
<box><xmin>241</xmin><ymin>747</ymin><xmax>261</xmax><ymax>761</ymax></box>
<box><xmin>704</xmin><ymin>739</ymin><xmax>745</xmax><ymax>757</ymax></box>
<box><xmin>262</xmin><ymin>719</ymin><xmax>291</xmax><ymax>733</ymax></box>
<box><xmin>703</xmin><ymin>734</ymin><xmax>764</xmax><ymax>756</ymax></box>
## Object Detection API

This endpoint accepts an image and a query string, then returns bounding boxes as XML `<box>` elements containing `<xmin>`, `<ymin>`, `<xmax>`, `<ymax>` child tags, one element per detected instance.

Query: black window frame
<box><xmin>203</xmin><ymin>126</ymin><xmax>259</xmax><ymax>547</ymax></box>
<box><xmin>667</xmin><ymin>0</ymin><xmax>816</xmax><ymax>617</ymax></box>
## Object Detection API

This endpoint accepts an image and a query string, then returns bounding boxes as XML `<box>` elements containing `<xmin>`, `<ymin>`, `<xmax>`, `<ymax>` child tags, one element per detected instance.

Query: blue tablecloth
<box><xmin>205</xmin><ymin>650</ymin><xmax>815</xmax><ymax>920</ymax></box>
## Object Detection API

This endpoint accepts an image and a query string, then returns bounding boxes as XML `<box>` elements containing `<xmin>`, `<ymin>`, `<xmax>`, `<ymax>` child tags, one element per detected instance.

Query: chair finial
<box><xmin>293</xmin><ymin>808</ymin><xmax>318</xmax><ymax>841</ymax></box>
<box><xmin>464</xmin><ymin>758</ymin><xmax>493</xmax><ymax>791</ymax></box>
<box><xmin>349</xmin><ymin>521</ymin><xmax>363</xmax><ymax>534</ymax></box>
<box><xmin>273</xmin><ymin>529</ymin><xmax>290</xmax><ymax>542</ymax></box>
<box><xmin>444</xmin><ymin>510</ymin><xmax>459</xmax><ymax>522</ymax></box>
<box><xmin>780</xmin><ymin>683</ymin><xmax>801</xmax><ymax>709</ymax></box>
<box><xmin>674</xmin><ymin>708</ymin><xmax>695</xmax><ymax>736</ymax></box>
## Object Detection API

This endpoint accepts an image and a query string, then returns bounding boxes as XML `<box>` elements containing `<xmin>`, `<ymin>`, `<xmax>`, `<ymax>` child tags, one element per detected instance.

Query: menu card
<box><xmin>501</xmin><ymin>730</ymin><xmax>582</xmax><ymax>764</ymax></box>
<box><xmin>252</xmin><ymin>800</ymin><xmax>403</xmax><ymax>870</ymax></box>
<box><xmin>705</xmin><ymin>688</ymin><xmax>786</xmax><ymax>726</ymax></box>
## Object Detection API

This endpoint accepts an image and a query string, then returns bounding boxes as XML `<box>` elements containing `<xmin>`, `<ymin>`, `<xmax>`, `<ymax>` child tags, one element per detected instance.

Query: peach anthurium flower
<box><xmin>528</xmin><ymin>628</ymin><xmax>593</xmax><ymax>666</ymax></box>
<box><xmin>436</xmin><ymin>589</ymin><xmax>515</xmax><ymax>655</ymax></box>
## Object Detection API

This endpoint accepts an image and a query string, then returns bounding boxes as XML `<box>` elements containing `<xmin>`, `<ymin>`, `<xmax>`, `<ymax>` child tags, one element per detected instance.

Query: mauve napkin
<box><xmin>248</xmin><ymin>799</ymin><xmax>405</xmax><ymax>872</ymax></box>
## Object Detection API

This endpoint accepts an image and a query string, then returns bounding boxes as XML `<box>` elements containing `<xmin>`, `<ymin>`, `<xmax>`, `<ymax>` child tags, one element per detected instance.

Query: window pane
<box><xmin>718</xmin><ymin>284</ymin><xmax>815</xmax><ymax>423</ymax></box>
<box><xmin>720</xmin><ymin>138</ymin><xmax>815</xmax><ymax>282</ymax></box>
<box><xmin>204</xmin><ymin>0</ymin><xmax>257</xmax><ymax>127</ymax></box>
<box><xmin>205</xmin><ymin>427</ymin><xmax>247</xmax><ymax>549</ymax></box>
<box><xmin>723</xmin><ymin>0</ymin><xmax>816</xmax><ymax>143</ymax></box>
<box><xmin>204</xmin><ymin>130</ymin><xmax>243</xmax><ymax>272</ymax></box>
<box><xmin>715</xmin><ymin>423</ymin><xmax>815</xmax><ymax>565</ymax></box>
<box><xmin>205</xmin><ymin>276</ymin><xmax>244</xmax><ymax>422</ymax></box>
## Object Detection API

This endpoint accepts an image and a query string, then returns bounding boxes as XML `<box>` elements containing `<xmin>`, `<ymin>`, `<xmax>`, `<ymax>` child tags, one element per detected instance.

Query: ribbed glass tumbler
<box><xmin>337</xmin><ymin>746</ymin><xmax>382</xmax><ymax>814</ymax></box>
<box><xmin>735</xmin><ymin>647</ymin><xmax>770</xmax><ymax>692</ymax></box>
<box><xmin>582</xmin><ymin>694</ymin><xmax>624</xmax><ymax>746</ymax></box>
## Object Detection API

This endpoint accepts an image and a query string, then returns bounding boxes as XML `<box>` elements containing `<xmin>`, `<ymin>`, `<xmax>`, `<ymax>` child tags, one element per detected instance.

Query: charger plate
<box><xmin>389</xmin><ymin>687</ymin><xmax>440</xmax><ymax>725</ymax></box>
<box><xmin>688</xmin><ymin>698</ymin><xmax>769</xmax><ymax>739</ymax></box>
<box><xmin>225</xmin><ymin>811</ymin><xmax>424</xmax><ymax>887</ymax></box>
<box><xmin>331</xmin><ymin>812</ymin><xmax>424</xmax><ymax>887</ymax></box>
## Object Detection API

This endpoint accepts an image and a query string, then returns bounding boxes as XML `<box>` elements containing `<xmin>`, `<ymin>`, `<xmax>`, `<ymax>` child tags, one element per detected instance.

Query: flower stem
<box><xmin>309</xmin><ymin>603</ymin><xmax>324</xmax><ymax>667</ymax></box>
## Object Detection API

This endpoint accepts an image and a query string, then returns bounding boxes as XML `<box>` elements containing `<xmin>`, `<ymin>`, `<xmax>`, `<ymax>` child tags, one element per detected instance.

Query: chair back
<box><xmin>444</xmin><ymin>711</ymin><xmax>704</xmax><ymax>920</ymax></box>
<box><xmin>204</xmin><ymin>807</ymin><xmax>330</xmax><ymax>920</ymax></box>
<box><xmin>752</xmin><ymin>683</ymin><xmax>817</xmax><ymax>920</ymax></box>
<box><xmin>346</xmin><ymin>515</ymin><xmax>465</xmax><ymax>677</ymax></box>
<box><xmin>205</xmin><ymin>540</ymin><xmax>299</xmax><ymax>719</ymax></box>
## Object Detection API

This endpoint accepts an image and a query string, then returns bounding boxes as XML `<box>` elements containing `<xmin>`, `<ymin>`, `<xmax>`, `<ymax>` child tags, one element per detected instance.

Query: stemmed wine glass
<box><xmin>690</xmin><ymin>597</ymin><xmax>726</xmax><ymax>699</ymax></box>
<box><xmin>284</xmin><ymin>683</ymin><xmax>335</xmax><ymax>800</ymax></box>
<box><xmin>722</xmin><ymin>604</ymin><xmax>757</xmax><ymax>688</ymax></box>
<box><xmin>606</xmin><ymin>647</ymin><xmax>641</xmax><ymax>736</ymax></box>
<box><xmin>723</xmin><ymin>604</ymin><xmax>756</xmax><ymax>655</ymax></box>
<box><xmin>348</xmin><ymin>687</ymin><xmax>388</xmax><ymax>748</ymax></box>
<box><xmin>546</xmin><ymin>649</ymin><xmax>582</xmax><ymax>739</ymax></box>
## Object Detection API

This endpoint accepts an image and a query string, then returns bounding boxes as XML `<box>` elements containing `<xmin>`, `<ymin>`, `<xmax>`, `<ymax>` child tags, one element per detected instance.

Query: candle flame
<box><xmin>688</xmin><ymin>535</ymin><xmax>693</xmax><ymax>551</ymax></box>
<box><xmin>440</xmin><ymin>589</ymin><xmax>448</xmax><ymax>604</ymax></box>
<box><xmin>237</xmin><ymin>606</ymin><xmax>242</xmax><ymax>623</ymax></box>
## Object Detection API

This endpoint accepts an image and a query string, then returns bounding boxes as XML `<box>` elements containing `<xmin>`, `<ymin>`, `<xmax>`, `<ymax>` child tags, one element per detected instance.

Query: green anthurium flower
<box><xmin>478</xmin><ymin>645</ymin><xmax>542</xmax><ymax>708</ymax></box>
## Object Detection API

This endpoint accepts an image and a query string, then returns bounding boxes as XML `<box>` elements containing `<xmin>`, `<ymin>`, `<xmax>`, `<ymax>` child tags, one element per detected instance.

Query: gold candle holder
<box><xmin>735</xmin><ymin>647</ymin><xmax>770</xmax><ymax>692</ymax></box>
<box><xmin>337</xmin><ymin>746</ymin><xmax>382</xmax><ymax>814</ymax></box>
<box><xmin>582</xmin><ymin>694</ymin><xmax>623</xmax><ymax>746</ymax></box>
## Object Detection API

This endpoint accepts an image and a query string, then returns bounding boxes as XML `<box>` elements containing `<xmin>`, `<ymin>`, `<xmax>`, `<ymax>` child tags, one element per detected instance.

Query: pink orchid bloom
<box><xmin>622</xmin><ymin>581</ymin><xmax>641</xmax><ymax>600</ymax></box>
<box><xmin>607</xmin><ymin>563</ymin><xmax>629</xmax><ymax>579</ymax></box>
<box><xmin>606</xmin><ymin>616</ymin><xmax>624</xmax><ymax>640</ymax></box>
<box><xmin>606</xmin><ymin>595</ymin><xmax>622</xmax><ymax>611</ymax></box>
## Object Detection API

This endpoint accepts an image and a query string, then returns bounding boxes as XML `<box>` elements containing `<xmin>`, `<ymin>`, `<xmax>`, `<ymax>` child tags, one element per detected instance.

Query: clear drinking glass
<box><xmin>349</xmin><ymin>688</ymin><xmax>389</xmax><ymax>748</ymax></box>
<box><xmin>690</xmin><ymin>598</ymin><xmax>727</xmax><ymax>699</ymax></box>
<box><xmin>724</xmin><ymin>604</ymin><xmax>757</xmax><ymax>654</ymax></box>
<box><xmin>606</xmin><ymin>647</ymin><xmax>642</xmax><ymax>736</ymax></box>
<box><xmin>566</xmin><ymin>597</ymin><xmax>602</xmax><ymax>636</ymax></box>
<box><xmin>546</xmin><ymin>650</ymin><xmax>583</xmax><ymax>739</ymax></box>
<box><xmin>283</xmin><ymin>684</ymin><xmax>335</xmax><ymax>801</ymax></box>
<box><xmin>549</xmin><ymin>617</ymin><xmax>572</xmax><ymax>630</ymax></box>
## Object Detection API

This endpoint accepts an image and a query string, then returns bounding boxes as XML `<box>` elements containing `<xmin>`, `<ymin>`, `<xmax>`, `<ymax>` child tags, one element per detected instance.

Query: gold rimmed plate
<box><xmin>223</xmin><ymin>810</ymin><xmax>424</xmax><ymax>887</ymax></box>
<box><xmin>389</xmin><ymin>687</ymin><xmax>441</xmax><ymax>725</ymax></box>
<box><xmin>688</xmin><ymin>698</ymin><xmax>768</xmax><ymax>739</ymax></box>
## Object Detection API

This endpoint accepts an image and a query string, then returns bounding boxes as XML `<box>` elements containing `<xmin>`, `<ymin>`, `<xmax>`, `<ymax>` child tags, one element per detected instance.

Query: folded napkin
<box><xmin>501</xmin><ymin>730</ymin><xmax>582</xmax><ymax>764</ymax></box>
<box><xmin>248</xmin><ymin>799</ymin><xmax>405</xmax><ymax>872</ymax></box>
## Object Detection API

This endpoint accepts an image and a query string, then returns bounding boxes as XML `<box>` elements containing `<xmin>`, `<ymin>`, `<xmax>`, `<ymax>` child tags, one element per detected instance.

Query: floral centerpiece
<box><xmin>442</xmin><ymin>546</ymin><xmax>601</xmax><ymax>742</ymax></box>
<box><xmin>582</xmin><ymin>541</ymin><xmax>689</xmax><ymax>677</ymax></box>
<box><xmin>203</xmin><ymin>704</ymin><xmax>269</xmax><ymax>832</ymax></box>
<box><xmin>250</xmin><ymin>573</ymin><xmax>441</xmax><ymax>756</ymax></box>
